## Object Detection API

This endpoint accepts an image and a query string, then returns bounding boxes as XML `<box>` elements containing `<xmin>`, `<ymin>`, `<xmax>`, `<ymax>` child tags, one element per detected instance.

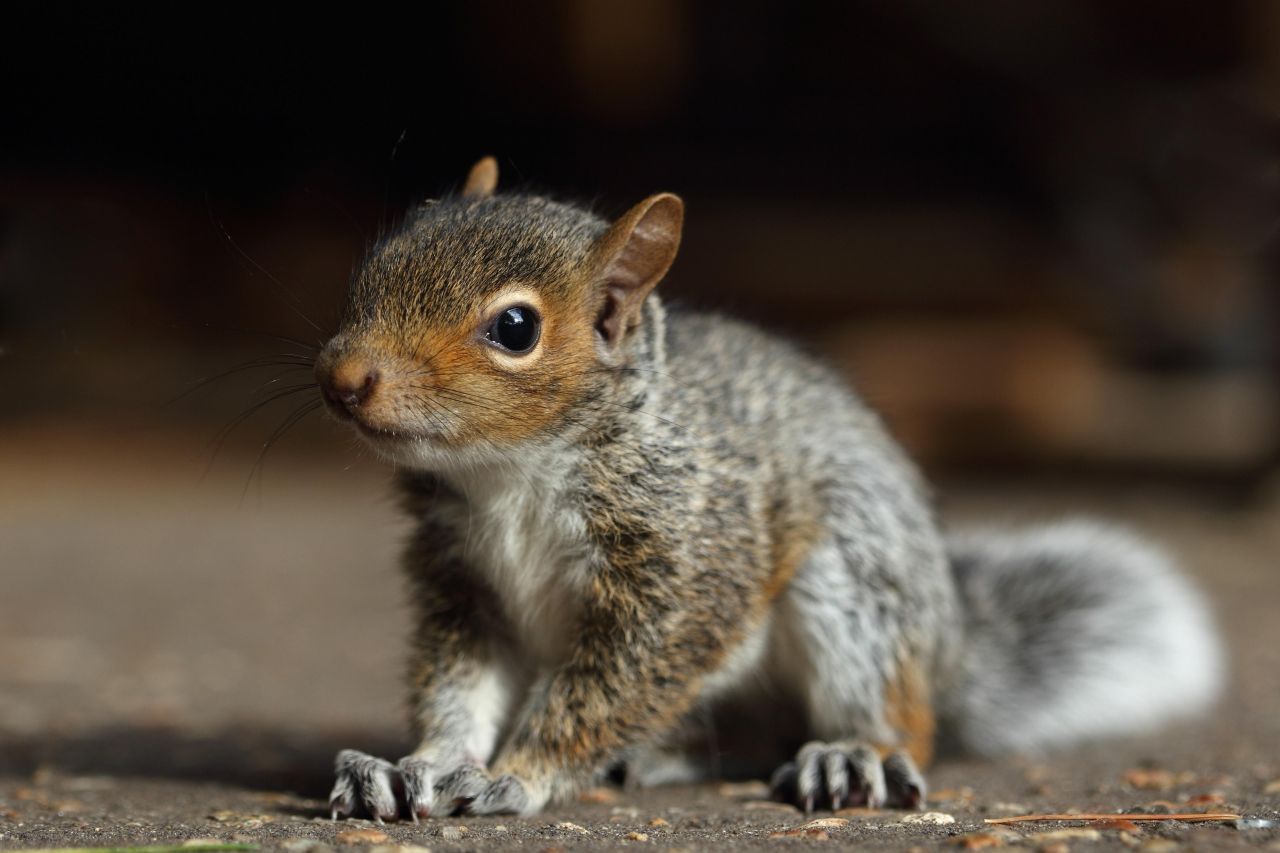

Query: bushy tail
<box><xmin>940</xmin><ymin>520</ymin><xmax>1224</xmax><ymax>756</ymax></box>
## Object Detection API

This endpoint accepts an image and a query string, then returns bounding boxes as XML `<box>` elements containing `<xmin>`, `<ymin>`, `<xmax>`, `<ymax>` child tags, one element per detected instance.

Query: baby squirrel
<box><xmin>317</xmin><ymin>157</ymin><xmax>1223</xmax><ymax>820</ymax></box>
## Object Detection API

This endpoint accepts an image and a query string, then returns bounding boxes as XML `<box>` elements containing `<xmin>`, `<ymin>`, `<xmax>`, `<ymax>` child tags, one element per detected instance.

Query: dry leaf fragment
<box><xmin>1124</xmin><ymin>769</ymin><xmax>1176</xmax><ymax>791</ymax></box>
<box><xmin>648</xmin><ymin>817</ymin><xmax>670</xmax><ymax>827</ymax></box>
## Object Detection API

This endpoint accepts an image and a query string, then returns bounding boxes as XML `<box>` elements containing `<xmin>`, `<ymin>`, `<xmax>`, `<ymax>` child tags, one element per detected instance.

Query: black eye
<box><xmin>485</xmin><ymin>305</ymin><xmax>540</xmax><ymax>353</ymax></box>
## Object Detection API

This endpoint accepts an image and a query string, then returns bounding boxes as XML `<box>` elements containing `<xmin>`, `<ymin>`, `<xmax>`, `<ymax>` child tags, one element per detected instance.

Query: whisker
<box><xmin>201</xmin><ymin>384</ymin><xmax>320</xmax><ymax>482</ymax></box>
<box><xmin>197</xmin><ymin>323</ymin><xmax>323</xmax><ymax>353</ymax></box>
<box><xmin>168</xmin><ymin>357</ymin><xmax>315</xmax><ymax>405</ymax></box>
<box><xmin>241</xmin><ymin>399</ymin><xmax>324</xmax><ymax>506</ymax></box>
<box><xmin>205</xmin><ymin>196</ymin><xmax>329</xmax><ymax>341</ymax></box>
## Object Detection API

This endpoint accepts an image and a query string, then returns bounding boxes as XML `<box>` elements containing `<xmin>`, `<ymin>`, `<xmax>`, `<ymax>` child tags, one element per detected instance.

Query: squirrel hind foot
<box><xmin>769</xmin><ymin>740</ymin><xmax>925</xmax><ymax>813</ymax></box>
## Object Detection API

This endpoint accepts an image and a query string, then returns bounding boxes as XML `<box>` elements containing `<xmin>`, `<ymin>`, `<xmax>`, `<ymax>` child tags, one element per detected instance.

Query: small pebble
<box><xmin>770</xmin><ymin>827</ymin><xmax>829</xmax><ymax>840</ymax></box>
<box><xmin>947</xmin><ymin>831</ymin><xmax>1008</xmax><ymax>849</ymax></box>
<box><xmin>1026</xmin><ymin>827</ymin><xmax>1101</xmax><ymax>843</ymax></box>
<box><xmin>900</xmin><ymin>811</ymin><xmax>956</xmax><ymax>825</ymax></box>
<box><xmin>555</xmin><ymin>821</ymin><xmax>590</xmax><ymax>835</ymax></box>
<box><xmin>626</xmin><ymin>831</ymin><xmax>649</xmax><ymax>841</ymax></box>
<box><xmin>335</xmin><ymin>828</ymin><xmax>389</xmax><ymax>845</ymax></box>
<box><xmin>834</xmin><ymin>807</ymin><xmax>888</xmax><ymax>818</ymax></box>
<box><xmin>718</xmin><ymin>780</ymin><xmax>770</xmax><ymax>799</ymax></box>
<box><xmin>282</xmin><ymin>842</ymin><xmax>331</xmax><ymax>853</ymax></box>
<box><xmin>648</xmin><ymin>817</ymin><xmax>670</xmax><ymax>827</ymax></box>
<box><xmin>745</xmin><ymin>801</ymin><xmax>800</xmax><ymax>812</ymax></box>
<box><xmin>800</xmin><ymin>818</ymin><xmax>849</xmax><ymax>829</ymax></box>
<box><xmin>1139</xmin><ymin>841</ymin><xmax>1180</xmax><ymax>852</ymax></box>
<box><xmin>1237</xmin><ymin>818</ymin><xmax>1277</xmax><ymax>830</ymax></box>
<box><xmin>439</xmin><ymin>825</ymin><xmax>467</xmax><ymax>841</ymax></box>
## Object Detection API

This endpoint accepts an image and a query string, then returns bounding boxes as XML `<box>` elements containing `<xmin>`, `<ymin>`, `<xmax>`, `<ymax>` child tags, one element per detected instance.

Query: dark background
<box><xmin>2</xmin><ymin>5</ymin><xmax>1280</xmax><ymax>845</ymax></box>
<box><xmin>3</xmin><ymin>1</ymin><xmax>1277</xmax><ymax>484</ymax></box>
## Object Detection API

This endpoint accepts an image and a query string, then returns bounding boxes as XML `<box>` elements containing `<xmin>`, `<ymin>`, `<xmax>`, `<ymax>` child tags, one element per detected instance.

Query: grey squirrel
<box><xmin>316</xmin><ymin>157</ymin><xmax>1223</xmax><ymax>820</ymax></box>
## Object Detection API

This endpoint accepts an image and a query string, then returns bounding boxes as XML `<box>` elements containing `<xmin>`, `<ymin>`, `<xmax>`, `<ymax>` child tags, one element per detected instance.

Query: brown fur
<box><xmin>881</xmin><ymin>658</ymin><xmax>936</xmax><ymax>768</ymax></box>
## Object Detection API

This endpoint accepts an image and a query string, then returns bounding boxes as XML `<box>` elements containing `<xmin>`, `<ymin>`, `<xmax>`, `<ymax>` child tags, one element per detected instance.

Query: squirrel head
<box><xmin>316</xmin><ymin>157</ymin><xmax>684</xmax><ymax>468</ymax></box>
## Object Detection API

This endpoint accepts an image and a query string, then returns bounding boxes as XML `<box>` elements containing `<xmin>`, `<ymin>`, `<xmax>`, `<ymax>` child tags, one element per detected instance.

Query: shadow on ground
<box><xmin>1</xmin><ymin>726</ymin><xmax>404</xmax><ymax>799</ymax></box>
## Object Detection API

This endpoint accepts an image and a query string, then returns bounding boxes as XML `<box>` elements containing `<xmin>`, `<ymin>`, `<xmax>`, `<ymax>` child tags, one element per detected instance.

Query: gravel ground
<box><xmin>2</xmin><ymin>423</ymin><xmax>1278</xmax><ymax>851</ymax></box>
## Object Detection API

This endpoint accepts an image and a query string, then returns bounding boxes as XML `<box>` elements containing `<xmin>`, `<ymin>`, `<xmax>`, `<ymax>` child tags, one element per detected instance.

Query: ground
<box><xmin>1</xmin><ymin>424</ymin><xmax>1278</xmax><ymax>851</ymax></box>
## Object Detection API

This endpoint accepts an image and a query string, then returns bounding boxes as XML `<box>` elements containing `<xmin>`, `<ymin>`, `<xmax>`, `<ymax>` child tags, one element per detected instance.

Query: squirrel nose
<box><xmin>320</xmin><ymin>358</ymin><xmax>380</xmax><ymax>413</ymax></box>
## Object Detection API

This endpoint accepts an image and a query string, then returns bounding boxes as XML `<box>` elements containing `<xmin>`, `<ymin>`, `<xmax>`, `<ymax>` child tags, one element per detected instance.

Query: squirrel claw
<box><xmin>771</xmin><ymin>740</ymin><xmax>918</xmax><ymax>812</ymax></box>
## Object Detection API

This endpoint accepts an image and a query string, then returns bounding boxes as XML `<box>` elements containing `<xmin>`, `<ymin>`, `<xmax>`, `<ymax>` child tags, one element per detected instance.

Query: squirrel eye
<box><xmin>485</xmin><ymin>306</ymin><xmax>540</xmax><ymax>354</ymax></box>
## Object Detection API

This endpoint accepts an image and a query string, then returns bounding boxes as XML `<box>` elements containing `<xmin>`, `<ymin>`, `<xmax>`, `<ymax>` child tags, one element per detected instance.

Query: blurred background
<box><xmin>2</xmin><ymin>0</ymin><xmax>1278</xmax><ymax>805</ymax></box>
<box><xmin>4</xmin><ymin>1</ymin><xmax>1279</xmax><ymax>480</ymax></box>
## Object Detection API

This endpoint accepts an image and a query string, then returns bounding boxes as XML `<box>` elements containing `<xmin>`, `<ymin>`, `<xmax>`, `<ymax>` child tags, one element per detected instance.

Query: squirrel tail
<box><xmin>939</xmin><ymin>520</ymin><xmax>1224</xmax><ymax>756</ymax></box>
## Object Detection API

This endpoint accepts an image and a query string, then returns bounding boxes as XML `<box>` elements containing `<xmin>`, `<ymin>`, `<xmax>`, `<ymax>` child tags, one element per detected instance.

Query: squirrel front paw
<box><xmin>328</xmin><ymin>749</ymin><xmax>488</xmax><ymax>822</ymax></box>
<box><xmin>769</xmin><ymin>741</ymin><xmax>926</xmax><ymax>813</ymax></box>
<box><xmin>464</xmin><ymin>773</ymin><xmax>544</xmax><ymax>816</ymax></box>
<box><xmin>329</xmin><ymin>750</ymin><xmax>399</xmax><ymax>822</ymax></box>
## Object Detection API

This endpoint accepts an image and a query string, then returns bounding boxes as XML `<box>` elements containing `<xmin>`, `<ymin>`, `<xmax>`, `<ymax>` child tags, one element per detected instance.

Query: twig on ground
<box><xmin>985</xmin><ymin>812</ymin><xmax>1240</xmax><ymax>825</ymax></box>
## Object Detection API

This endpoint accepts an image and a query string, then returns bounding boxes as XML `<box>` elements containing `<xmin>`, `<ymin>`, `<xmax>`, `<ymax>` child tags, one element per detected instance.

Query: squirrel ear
<box><xmin>592</xmin><ymin>193</ymin><xmax>684</xmax><ymax>348</ymax></box>
<box><xmin>462</xmin><ymin>156</ymin><xmax>499</xmax><ymax>199</ymax></box>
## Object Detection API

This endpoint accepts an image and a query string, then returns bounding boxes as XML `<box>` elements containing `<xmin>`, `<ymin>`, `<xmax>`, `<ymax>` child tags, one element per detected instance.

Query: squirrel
<box><xmin>317</xmin><ymin>157</ymin><xmax>1223</xmax><ymax>821</ymax></box>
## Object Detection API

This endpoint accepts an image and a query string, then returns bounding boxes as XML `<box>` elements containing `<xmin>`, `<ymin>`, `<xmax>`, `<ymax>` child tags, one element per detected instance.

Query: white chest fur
<box><xmin>446</xmin><ymin>457</ymin><xmax>591</xmax><ymax>666</ymax></box>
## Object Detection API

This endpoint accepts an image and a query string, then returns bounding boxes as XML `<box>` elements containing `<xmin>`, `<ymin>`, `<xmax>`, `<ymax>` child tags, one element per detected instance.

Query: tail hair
<box><xmin>940</xmin><ymin>520</ymin><xmax>1223</xmax><ymax>756</ymax></box>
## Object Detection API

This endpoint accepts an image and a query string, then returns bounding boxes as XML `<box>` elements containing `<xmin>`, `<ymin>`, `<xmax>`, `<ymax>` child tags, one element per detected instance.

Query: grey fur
<box><xmin>940</xmin><ymin>521</ymin><xmax>1224</xmax><ymax>756</ymax></box>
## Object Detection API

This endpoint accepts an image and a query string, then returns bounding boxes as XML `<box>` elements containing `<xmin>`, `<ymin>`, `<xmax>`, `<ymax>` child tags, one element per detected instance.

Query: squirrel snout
<box><xmin>318</xmin><ymin>357</ymin><xmax>381</xmax><ymax>414</ymax></box>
